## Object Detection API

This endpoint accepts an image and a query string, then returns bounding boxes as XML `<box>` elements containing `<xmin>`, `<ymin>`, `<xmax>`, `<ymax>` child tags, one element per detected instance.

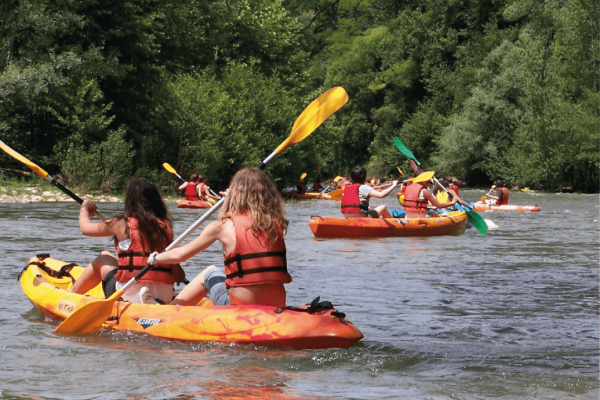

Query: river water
<box><xmin>0</xmin><ymin>189</ymin><xmax>598</xmax><ymax>399</ymax></box>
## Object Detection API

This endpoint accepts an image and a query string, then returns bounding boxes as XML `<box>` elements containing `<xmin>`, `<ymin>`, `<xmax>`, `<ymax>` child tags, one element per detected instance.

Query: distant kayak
<box><xmin>280</xmin><ymin>191</ymin><xmax>335</xmax><ymax>200</ymax></box>
<box><xmin>20</xmin><ymin>256</ymin><xmax>363</xmax><ymax>349</ymax></box>
<box><xmin>473</xmin><ymin>201</ymin><xmax>541</xmax><ymax>212</ymax></box>
<box><xmin>176</xmin><ymin>198</ymin><xmax>212</xmax><ymax>209</ymax></box>
<box><xmin>309</xmin><ymin>210</ymin><xmax>468</xmax><ymax>238</ymax></box>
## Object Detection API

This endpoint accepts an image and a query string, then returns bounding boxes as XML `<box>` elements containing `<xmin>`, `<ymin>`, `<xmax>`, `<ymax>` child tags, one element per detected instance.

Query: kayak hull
<box><xmin>176</xmin><ymin>198</ymin><xmax>211</xmax><ymax>209</ymax></box>
<box><xmin>20</xmin><ymin>256</ymin><xmax>363</xmax><ymax>349</ymax></box>
<box><xmin>280</xmin><ymin>192</ymin><xmax>334</xmax><ymax>200</ymax></box>
<box><xmin>309</xmin><ymin>211</ymin><xmax>468</xmax><ymax>238</ymax></box>
<box><xmin>473</xmin><ymin>202</ymin><xmax>540</xmax><ymax>212</ymax></box>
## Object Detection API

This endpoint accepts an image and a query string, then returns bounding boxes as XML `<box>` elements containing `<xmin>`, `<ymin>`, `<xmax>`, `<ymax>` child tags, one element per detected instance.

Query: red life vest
<box><xmin>223</xmin><ymin>214</ymin><xmax>291</xmax><ymax>288</ymax></box>
<box><xmin>403</xmin><ymin>183</ymin><xmax>429</xmax><ymax>214</ymax></box>
<box><xmin>114</xmin><ymin>218</ymin><xmax>185</xmax><ymax>284</ymax></box>
<box><xmin>184</xmin><ymin>182</ymin><xmax>199</xmax><ymax>200</ymax></box>
<box><xmin>340</xmin><ymin>183</ymin><xmax>362</xmax><ymax>214</ymax></box>
<box><xmin>451</xmin><ymin>183</ymin><xmax>459</xmax><ymax>197</ymax></box>
<box><xmin>497</xmin><ymin>187</ymin><xmax>509</xmax><ymax>205</ymax></box>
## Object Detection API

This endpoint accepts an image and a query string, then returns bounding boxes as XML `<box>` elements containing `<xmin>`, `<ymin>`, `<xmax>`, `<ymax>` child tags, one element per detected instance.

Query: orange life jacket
<box><xmin>115</xmin><ymin>218</ymin><xmax>185</xmax><ymax>284</ymax></box>
<box><xmin>403</xmin><ymin>183</ymin><xmax>429</xmax><ymax>214</ymax></box>
<box><xmin>223</xmin><ymin>214</ymin><xmax>291</xmax><ymax>288</ymax></box>
<box><xmin>497</xmin><ymin>187</ymin><xmax>509</xmax><ymax>205</ymax></box>
<box><xmin>340</xmin><ymin>183</ymin><xmax>362</xmax><ymax>214</ymax></box>
<box><xmin>184</xmin><ymin>182</ymin><xmax>199</xmax><ymax>200</ymax></box>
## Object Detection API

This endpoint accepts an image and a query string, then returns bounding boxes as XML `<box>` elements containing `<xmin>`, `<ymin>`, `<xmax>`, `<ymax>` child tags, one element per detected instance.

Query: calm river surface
<box><xmin>0</xmin><ymin>189</ymin><xmax>598</xmax><ymax>399</ymax></box>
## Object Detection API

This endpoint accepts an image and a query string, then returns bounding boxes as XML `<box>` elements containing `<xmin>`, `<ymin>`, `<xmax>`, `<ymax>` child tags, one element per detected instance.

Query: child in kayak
<box><xmin>340</xmin><ymin>167</ymin><xmax>398</xmax><ymax>218</ymax></box>
<box><xmin>69</xmin><ymin>178</ymin><xmax>185</xmax><ymax>303</ymax></box>
<box><xmin>148</xmin><ymin>167</ymin><xmax>292</xmax><ymax>308</ymax></box>
<box><xmin>404</xmin><ymin>172</ymin><xmax>458</xmax><ymax>218</ymax></box>
<box><xmin>486</xmin><ymin>180</ymin><xmax>509</xmax><ymax>205</ymax></box>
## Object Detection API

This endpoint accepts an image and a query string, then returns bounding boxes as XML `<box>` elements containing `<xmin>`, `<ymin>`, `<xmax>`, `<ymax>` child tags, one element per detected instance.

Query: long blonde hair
<box><xmin>219</xmin><ymin>167</ymin><xmax>288</xmax><ymax>241</ymax></box>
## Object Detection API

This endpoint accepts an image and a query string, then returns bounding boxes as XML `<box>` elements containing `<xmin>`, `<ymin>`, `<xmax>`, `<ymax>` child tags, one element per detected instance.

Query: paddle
<box><xmin>54</xmin><ymin>86</ymin><xmax>349</xmax><ymax>335</ymax></box>
<box><xmin>397</xmin><ymin>167</ymin><xmax>404</xmax><ymax>176</ymax></box>
<box><xmin>393</xmin><ymin>137</ymin><xmax>488</xmax><ymax>235</ymax></box>
<box><xmin>299</xmin><ymin>172</ymin><xmax>307</xmax><ymax>181</ymax></box>
<box><xmin>0</xmin><ymin>140</ymin><xmax>105</xmax><ymax>221</ymax></box>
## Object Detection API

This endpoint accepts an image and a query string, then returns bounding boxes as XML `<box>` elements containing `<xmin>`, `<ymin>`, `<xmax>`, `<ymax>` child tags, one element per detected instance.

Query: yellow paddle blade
<box><xmin>300</xmin><ymin>172</ymin><xmax>307</xmax><ymax>181</ymax></box>
<box><xmin>275</xmin><ymin>87</ymin><xmax>348</xmax><ymax>154</ymax></box>
<box><xmin>162</xmin><ymin>162</ymin><xmax>177</xmax><ymax>174</ymax></box>
<box><xmin>397</xmin><ymin>167</ymin><xmax>404</xmax><ymax>176</ymax></box>
<box><xmin>481</xmin><ymin>195</ymin><xmax>486</xmax><ymax>202</ymax></box>
<box><xmin>329</xmin><ymin>188</ymin><xmax>344</xmax><ymax>201</ymax></box>
<box><xmin>333</xmin><ymin>175</ymin><xmax>342</xmax><ymax>182</ymax></box>
<box><xmin>54</xmin><ymin>289</ymin><xmax>123</xmax><ymax>335</ymax></box>
<box><xmin>0</xmin><ymin>140</ymin><xmax>49</xmax><ymax>179</ymax></box>
<box><xmin>409</xmin><ymin>170</ymin><xmax>435</xmax><ymax>183</ymax></box>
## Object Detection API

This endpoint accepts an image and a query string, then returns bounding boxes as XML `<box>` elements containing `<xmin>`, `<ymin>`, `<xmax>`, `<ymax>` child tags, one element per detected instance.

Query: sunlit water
<box><xmin>0</xmin><ymin>190</ymin><xmax>598</xmax><ymax>399</ymax></box>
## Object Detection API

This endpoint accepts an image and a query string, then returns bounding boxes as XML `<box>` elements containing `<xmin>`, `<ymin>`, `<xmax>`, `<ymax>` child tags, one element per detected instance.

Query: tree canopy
<box><xmin>1</xmin><ymin>0</ymin><xmax>597</xmax><ymax>192</ymax></box>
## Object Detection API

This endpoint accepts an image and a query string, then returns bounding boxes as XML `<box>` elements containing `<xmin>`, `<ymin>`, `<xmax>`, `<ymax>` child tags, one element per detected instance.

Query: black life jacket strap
<box><xmin>224</xmin><ymin>251</ymin><xmax>287</xmax><ymax>278</ymax></box>
<box><xmin>24</xmin><ymin>260</ymin><xmax>77</xmax><ymax>284</ymax></box>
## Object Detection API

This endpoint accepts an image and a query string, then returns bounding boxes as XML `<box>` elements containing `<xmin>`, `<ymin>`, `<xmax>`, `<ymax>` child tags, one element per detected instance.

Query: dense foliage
<box><xmin>0</xmin><ymin>0</ymin><xmax>597</xmax><ymax>192</ymax></box>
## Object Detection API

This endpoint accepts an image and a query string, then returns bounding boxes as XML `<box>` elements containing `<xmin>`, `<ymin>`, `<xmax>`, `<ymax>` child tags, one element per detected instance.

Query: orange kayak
<box><xmin>280</xmin><ymin>191</ymin><xmax>334</xmax><ymax>200</ymax></box>
<box><xmin>473</xmin><ymin>201</ymin><xmax>540</xmax><ymax>212</ymax></box>
<box><xmin>20</xmin><ymin>256</ymin><xmax>363</xmax><ymax>349</ymax></box>
<box><xmin>309</xmin><ymin>210</ymin><xmax>468</xmax><ymax>238</ymax></box>
<box><xmin>176</xmin><ymin>198</ymin><xmax>211</xmax><ymax>209</ymax></box>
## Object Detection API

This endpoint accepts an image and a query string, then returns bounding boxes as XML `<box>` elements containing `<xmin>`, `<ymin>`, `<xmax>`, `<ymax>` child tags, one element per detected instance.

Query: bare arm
<box><xmin>368</xmin><ymin>181</ymin><xmax>399</xmax><ymax>199</ymax></box>
<box><xmin>423</xmin><ymin>189</ymin><xmax>457</xmax><ymax>209</ymax></box>
<box><xmin>151</xmin><ymin>219</ymin><xmax>230</xmax><ymax>264</ymax></box>
<box><xmin>178</xmin><ymin>182</ymin><xmax>188</xmax><ymax>190</ymax></box>
<box><xmin>78</xmin><ymin>200</ymin><xmax>124</xmax><ymax>238</ymax></box>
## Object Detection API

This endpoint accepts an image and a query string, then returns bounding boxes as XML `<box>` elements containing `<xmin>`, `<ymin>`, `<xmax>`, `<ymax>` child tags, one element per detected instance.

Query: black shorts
<box><xmin>102</xmin><ymin>268</ymin><xmax>118</xmax><ymax>298</ymax></box>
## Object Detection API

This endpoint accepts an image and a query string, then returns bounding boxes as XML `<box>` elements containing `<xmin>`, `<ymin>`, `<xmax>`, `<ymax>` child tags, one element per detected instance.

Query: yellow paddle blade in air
<box><xmin>0</xmin><ymin>140</ymin><xmax>49</xmax><ymax>179</ymax></box>
<box><xmin>397</xmin><ymin>167</ymin><xmax>404</xmax><ymax>176</ymax></box>
<box><xmin>275</xmin><ymin>87</ymin><xmax>348</xmax><ymax>155</ymax></box>
<box><xmin>333</xmin><ymin>176</ymin><xmax>342</xmax><ymax>182</ymax></box>
<box><xmin>299</xmin><ymin>172</ymin><xmax>307</xmax><ymax>181</ymax></box>
<box><xmin>409</xmin><ymin>170</ymin><xmax>435</xmax><ymax>183</ymax></box>
<box><xmin>163</xmin><ymin>162</ymin><xmax>177</xmax><ymax>174</ymax></box>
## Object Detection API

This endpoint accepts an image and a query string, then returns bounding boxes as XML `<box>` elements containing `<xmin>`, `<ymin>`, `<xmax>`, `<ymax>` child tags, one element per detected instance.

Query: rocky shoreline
<box><xmin>0</xmin><ymin>186</ymin><xmax>120</xmax><ymax>204</ymax></box>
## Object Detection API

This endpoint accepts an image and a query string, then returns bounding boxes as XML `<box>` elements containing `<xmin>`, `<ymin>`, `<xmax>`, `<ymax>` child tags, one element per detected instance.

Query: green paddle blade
<box><xmin>393</xmin><ymin>137</ymin><xmax>418</xmax><ymax>163</ymax></box>
<box><xmin>465</xmin><ymin>208</ymin><xmax>488</xmax><ymax>235</ymax></box>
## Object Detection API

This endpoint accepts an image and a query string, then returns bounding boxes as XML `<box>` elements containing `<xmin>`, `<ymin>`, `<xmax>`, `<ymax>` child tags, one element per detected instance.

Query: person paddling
<box><xmin>486</xmin><ymin>180</ymin><xmax>509</xmax><ymax>205</ymax></box>
<box><xmin>148</xmin><ymin>167</ymin><xmax>292</xmax><ymax>308</ymax></box>
<box><xmin>403</xmin><ymin>171</ymin><xmax>458</xmax><ymax>218</ymax></box>
<box><xmin>179</xmin><ymin>174</ymin><xmax>201</xmax><ymax>200</ymax></box>
<box><xmin>340</xmin><ymin>167</ymin><xmax>398</xmax><ymax>218</ymax></box>
<box><xmin>69</xmin><ymin>178</ymin><xmax>185</xmax><ymax>304</ymax></box>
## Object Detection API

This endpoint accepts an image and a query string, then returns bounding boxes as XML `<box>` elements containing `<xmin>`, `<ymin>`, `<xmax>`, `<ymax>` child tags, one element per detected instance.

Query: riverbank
<box><xmin>0</xmin><ymin>182</ymin><xmax>180</xmax><ymax>204</ymax></box>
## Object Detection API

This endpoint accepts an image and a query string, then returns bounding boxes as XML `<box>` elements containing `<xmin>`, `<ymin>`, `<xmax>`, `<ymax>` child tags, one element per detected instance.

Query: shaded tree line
<box><xmin>0</xmin><ymin>0</ymin><xmax>597</xmax><ymax>192</ymax></box>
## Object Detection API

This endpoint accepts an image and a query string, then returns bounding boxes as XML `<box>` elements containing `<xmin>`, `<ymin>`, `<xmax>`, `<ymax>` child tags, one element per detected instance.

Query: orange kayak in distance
<box><xmin>20</xmin><ymin>256</ymin><xmax>363</xmax><ymax>349</ymax></box>
<box><xmin>280</xmin><ymin>191</ymin><xmax>334</xmax><ymax>200</ymax></box>
<box><xmin>309</xmin><ymin>210</ymin><xmax>468</xmax><ymax>238</ymax></box>
<box><xmin>473</xmin><ymin>201</ymin><xmax>540</xmax><ymax>212</ymax></box>
<box><xmin>176</xmin><ymin>198</ymin><xmax>212</xmax><ymax>209</ymax></box>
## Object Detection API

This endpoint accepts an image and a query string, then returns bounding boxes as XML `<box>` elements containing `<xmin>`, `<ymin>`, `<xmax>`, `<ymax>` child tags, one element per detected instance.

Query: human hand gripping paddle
<box><xmin>393</xmin><ymin>137</ymin><xmax>488</xmax><ymax>235</ymax></box>
<box><xmin>54</xmin><ymin>86</ymin><xmax>349</xmax><ymax>335</ymax></box>
<box><xmin>0</xmin><ymin>140</ymin><xmax>105</xmax><ymax>221</ymax></box>
<box><xmin>163</xmin><ymin>163</ymin><xmax>222</xmax><ymax>201</ymax></box>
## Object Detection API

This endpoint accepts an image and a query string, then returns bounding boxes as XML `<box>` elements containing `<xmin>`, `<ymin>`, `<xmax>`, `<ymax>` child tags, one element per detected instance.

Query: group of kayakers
<box><xmin>67</xmin><ymin>164</ymin><xmax>511</xmax><ymax>309</ymax></box>
<box><xmin>178</xmin><ymin>173</ymin><xmax>220</xmax><ymax>205</ymax></box>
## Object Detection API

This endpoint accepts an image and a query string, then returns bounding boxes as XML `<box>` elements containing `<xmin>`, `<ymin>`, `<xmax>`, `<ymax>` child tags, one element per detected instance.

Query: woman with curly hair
<box><xmin>149</xmin><ymin>167</ymin><xmax>292</xmax><ymax>308</ymax></box>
